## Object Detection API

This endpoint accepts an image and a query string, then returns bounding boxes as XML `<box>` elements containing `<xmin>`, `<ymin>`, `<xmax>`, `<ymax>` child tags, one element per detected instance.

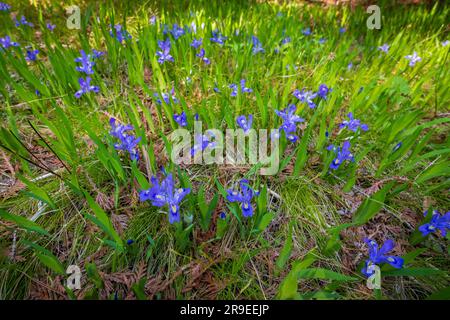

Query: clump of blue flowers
<box><xmin>327</xmin><ymin>140</ymin><xmax>354</xmax><ymax>170</ymax></box>
<box><xmin>110</xmin><ymin>24</ymin><xmax>132</xmax><ymax>43</ymax></box>
<box><xmin>154</xmin><ymin>87</ymin><xmax>178</xmax><ymax>105</ymax></box>
<box><xmin>274</xmin><ymin>104</ymin><xmax>304</xmax><ymax>142</ymax></box>
<box><xmin>73</xmin><ymin>49</ymin><xmax>103</xmax><ymax>98</ymax></box>
<box><xmin>210</xmin><ymin>29</ymin><xmax>227</xmax><ymax>45</ymax></box>
<box><xmin>173</xmin><ymin>111</ymin><xmax>187</xmax><ymax>127</ymax></box>
<box><xmin>339</xmin><ymin>112</ymin><xmax>368</xmax><ymax>132</ymax></box>
<box><xmin>236</xmin><ymin>115</ymin><xmax>253</xmax><ymax>134</ymax></box>
<box><xmin>75</xmin><ymin>50</ymin><xmax>98</xmax><ymax>74</ymax></box>
<box><xmin>229</xmin><ymin>79</ymin><xmax>252</xmax><ymax>96</ymax></box>
<box><xmin>109</xmin><ymin>118</ymin><xmax>141</xmax><ymax>161</ymax></box>
<box><xmin>196</xmin><ymin>48</ymin><xmax>210</xmax><ymax>65</ymax></box>
<box><xmin>74</xmin><ymin>77</ymin><xmax>99</xmax><ymax>98</ymax></box>
<box><xmin>191</xmin><ymin>131</ymin><xmax>216</xmax><ymax>156</ymax></box>
<box><xmin>0</xmin><ymin>2</ymin><xmax>11</xmax><ymax>11</ymax></box>
<box><xmin>14</xmin><ymin>15</ymin><xmax>33</xmax><ymax>27</ymax></box>
<box><xmin>0</xmin><ymin>35</ymin><xmax>19</xmax><ymax>49</ymax></box>
<box><xmin>293</xmin><ymin>89</ymin><xmax>318</xmax><ymax>108</ymax></box>
<box><xmin>169</xmin><ymin>23</ymin><xmax>185</xmax><ymax>40</ymax></box>
<box><xmin>361</xmin><ymin>238</ymin><xmax>404</xmax><ymax>277</ymax></box>
<box><xmin>226</xmin><ymin>179</ymin><xmax>259</xmax><ymax>218</ymax></box>
<box><xmin>190</xmin><ymin>38</ymin><xmax>210</xmax><ymax>65</ymax></box>
<box><xmin>302</xmin><ymin>27</ymin><xmax>311</xmax><ymax>36</ymax></box>
<box><xmin>317</xmin><ymin>84</ymin><xmax>332</xmax><ymax>100</ymax></box>
<box><xmin>419</xmin><ymin>210</ymin><xmax>450</xmax><ymax>237</ymax></box>
<box><xmin>139</xmin><ymin>172</ymin><xmax>191</xmax><ymax>224</ymax></box>
<box><xmin>281</xmin><ymin>36</ymin><xmax>291</xmax><ymax>45</ymax></box>
<box><xmin>25</xmin><ymin>49</ymin><xmax>39</xmax><ymax>62</ymax></box>
<box><xmin>251</xmin><ymin>36</ymin><xmax>264</xmax><ymax>55</ymax></box>
<box><xmin>156</xmin><ymin>38</ymin><xmax>174</xmax><ymax>64</ymax></box>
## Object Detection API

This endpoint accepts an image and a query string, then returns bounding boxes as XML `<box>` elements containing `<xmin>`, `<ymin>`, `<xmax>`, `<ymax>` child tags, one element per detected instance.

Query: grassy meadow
<box><xmin>0</xmin><ymin>0</ymin><xmax>449</xmax><ymax>300</ymax></box>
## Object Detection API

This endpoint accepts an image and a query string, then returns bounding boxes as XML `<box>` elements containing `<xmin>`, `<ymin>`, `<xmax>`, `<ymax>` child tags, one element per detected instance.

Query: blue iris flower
<box><xmin>154</xmin><ymin>87</ymin><xmax>178</xmax><ymax>105</ymax></box>
<box><xmin>14</xmin><ymin>15</ymin><xmax>33</xmax><ymax>27</ymax></box>
<box><xmin>191</xmin><ymin>131</ymin><xmax>216</xmax><ymax>156</ymax></box>
<box><xmin>229</xmin><ymin>79</ymin><xmax>252</xmax><ymax>96</ymax></box>
<box><xmin>317</xmin><ymin>84</ymin><xmax>332</xmax><ymax>100</ymax></box>
<box><xmin>339</xmin><ymin>112</ymin><xmax>368</xmax><ymax>132</ymax></box>
<box><xmin>46</xmin><ymin>23</ymin><xmax>56</xmax><ymax>31</ymax></box>
<box><xmin>170</xmin><ymin>23</ymin><xmax>185</xmax><ymax>40</ymax></box>
<box><xmin>25</xmin><ymin>49</ymin><xmax>39</xmax><ymax>62</ymax></box>
<box><xmin>293</xmin><ymin>89</ymin><xmax>318</xmax><ymax>108</ymax></box>
<box><xmin>75</xmin><ymin>50</ymin><xmax>95</xmax><ymax>74</ymax></box>
<box><xmin>0</xmin><ymin>2</ymin><xmax>11</xmax><ymax>11</ymax></box>
<box><xmin>236</xmin><ymin>115</ymin><xmax>253</xmax><ymax>134</ymax></box>
<box><xmin>226</xmin><ymin>179</ymin><xmax>259</xmax><ymax>218</ymax></box>
<box><xmin>74</xmin><ymin>76</ymin><xmax>99</xmax><ymax>98</ymax></box>
<box><xmin>115</xmin><ymin>135</ymin><xmax>140</xmax><ymax>160</ymax></box>
<box><xmin>110</xmin><ymin>24</ymin><xmax>132</xmax><ymax>43</ymax></box>
<box><xmin>196</xmin><ymin>48</ymin><xmax>210</xmax><ymax>64</ymax></box>
<box><xmin>169</xmin><ymin>23</ymin><xmax>185</xmax><ymax>40</ymax></box>
<box><xmin>139</xmin><ymin>172</ymin><xmax>191</xmax><ymax>224</ymax></box>
<box><xmin>241</xmin><ymin>79</ymin><xmax>253</xmax><ymax>93</ymax></box>
<box><xmin>251</xmin><ymin>36</ymin><xmax>265</xmax><ymax>55</ymax></box>
<box><xmin>281</xmin><ymin>36</ymin><xmax>291</xmax><ymax>45</ymax></box>
<box><xmin>302</xmin><ymin>27</ymin><xmax>311</xmax><ymax>36</ymax></box>
<box><xmin>229</xmin><ymin>83</ymin><xmax>238</xmax><ymax>96</ymax></box>
<box><xmin>378</xmin><ymin>43</ymin><xmax>389</xmax><ymax>53</ymax></box>
<box><xmin>156</xmin><ymin>38</ymin><xmax>174</xmax><ymax>64</ymax></box>
<box><xmin>191</xmin><ymin>38</ymin><xmax>202</xmax><ymax>49</ymax></box>
<box><xmin>361</xmin><ymin>238</ymin><xmax>404</xmax><ymax>277</ymax></box>
<box><xmin>419</xmin><ymin>210</ymin><xmax>450</xmax><ymax>237</ymax></box>
<box><xmin>274</xmin><ymin>104</ymin><xmax>305</xmax><ymax>143</ymax></box>
<box><xmin>173</xmin><ymin>111</ymin><xmax>187</xmax><ymax>127</ymax></box>
<box><xmin>109</xmin><ymin>118</ymin><xmax>141</xmax><ymax>161</ymax></box>
<box><xmin>0</xmin><ymin>35</ymin><xmax>19</xmax><ymax>49</ymax></box>
<box><xmin>405</xmin><ymin>52</ymin><xmax>421</xmax><ymax>67</ymax></box>
<box><xmin>92</xmin><ymin>49</ymin><xmax>105</xmax><ymax>59</ymax></box>
<box><xmin>327</xmin><ymin>140</ymin><xmax>354</xmax><ymax>170</ymax></box>
<box><xmin>210</xmin><ymin>30</ymin><xmax>227</xmax><ymax>45</ymax></box>
<box><xmin>110</xmin><ymin>118</ymin><xmax>134</xmax><ymax>138</ymax></box>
